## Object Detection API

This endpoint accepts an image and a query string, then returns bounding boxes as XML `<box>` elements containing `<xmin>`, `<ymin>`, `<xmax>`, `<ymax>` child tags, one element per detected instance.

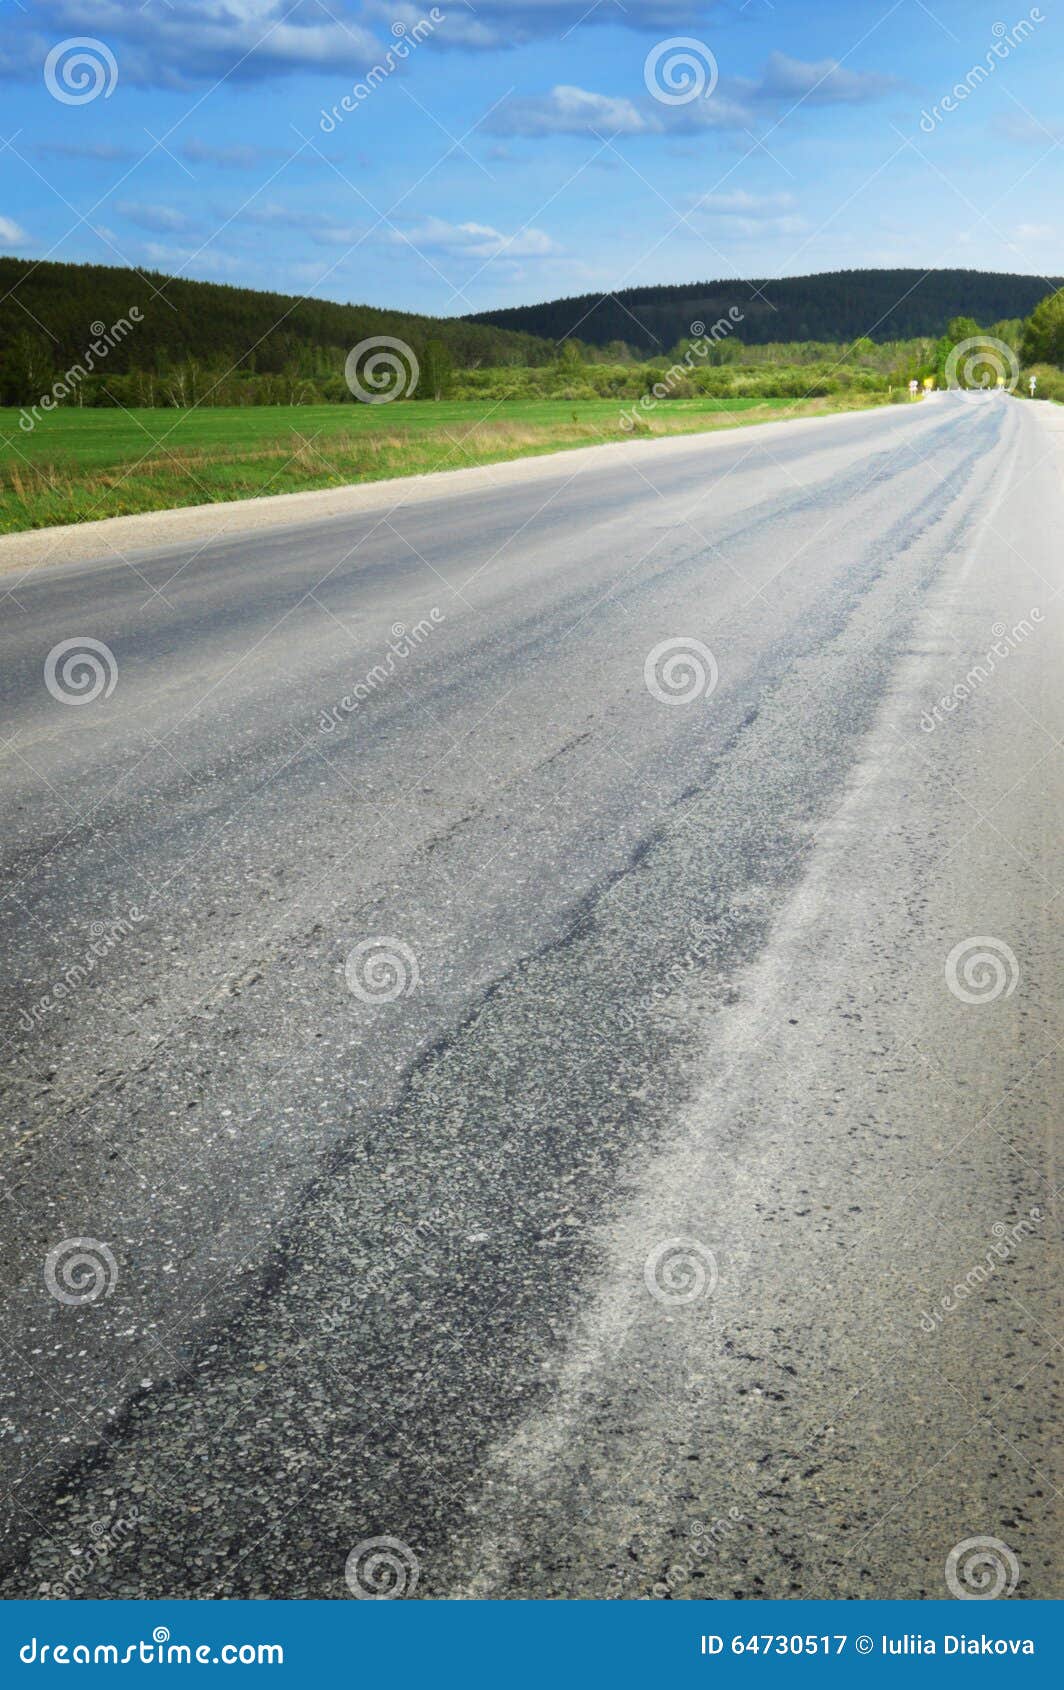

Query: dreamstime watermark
<box><xmin>44</xmin><ymin>1238</ymin><xmax>118</xmax><ymax>1306</ymax></box>
<box><xmin>644</xmin><ymin>37</ymin><xmax>718</xmax><ymax>105</ymax></box>
<box><xmin>945</xmin><ymin>1536</ymin><xmax>1020</xmax><ymax>1599</ymax></box>
<box><xmin>587</xmin><ymin>917</ymin><xmax>718</xmax><ymax>1052</ymax></box>
<box><xmin>620</xmin><ymin>311</ymin><xmax>744</xmax><ymax>433</ymax></box>
<box><xmin>944</xmin><ymin>936</ymin><xmax>1019</xmax><ymax>1004</ymax></box>
<box><xmin>650</xmin><ymin>1511</ymin><xmax>747</xmax><ymax>1598</ymax></box>
<box><xmin>320</xmin><ymin>10</ymin><xmax>445</xmax><ymax>131</ymax></box>
<box><xmin>344</xmin><ymin>1537</ymin><xmax>420</xmax><ymax>1598</ymax></box>
<box><xmin>644</xmin><ymin>1237</ymin><xmax>718</xmax><ymax>1305</ymax></box>
<box><xmin>944</xmin><ymin>335</ymin><xmax>1020</xmax><ymax>397</ymax></box>
<box><xmin>644</xmin><ymin>636</ymin><xmax>718</xmax><ymax>704</ymax></box>
<box><xmin>919</xmin><ymin>12</ymin><xmax>1043</xmax><ymax>131</ymax></box>
<box><xmin>344</xmin><ymin>335</ymin><xmax>420</xmax><ymax>402</ymax></box>
<box><xmin>44</xmin><ymin>637</ymin><xmax>118</xmax><ymax>705</ymax></box>
<box><xmin>318</xmin><ymin>611</ymin><xmax>445</xmax><ymax>732</ymax></box>
<box><xmin>344</xmin><ymin>936</ymin><xmax>421</xmax><ymax>1004</ymax></box>
<box><xmin>44</xmin><ymin>37</ymin><xmax>118</xmax><ymax>105</ymax></box>
<box><xmin>919</xmin><ymin>1208</ymin><xmax>1043</xmax><ymax>1333</ymax></box>
<box><xmin>919</xmin><ymin>610</ymin><xmax>1043</xmax><ymax>733</ymax></box>
<box><xmin>19</xmin><ymin>1630</ymin><xmax>283</xmax><ymax>1666</ymax></box>
<box><xmin>41</xmin><ymin>1510</ymin><xmax>142</xmax><ymax>1601</ymax></box>
<box><xmin>18</xmin><ymin>907</ymin><xmax>146</xmax><ymax>1033</ymax></box>
<box><xmin>316</xmin><ymin>1206</ymin><xmax>447</xmax><ymax>1323</ymax></box>
<box><xmin>19</xmin><ymin>309</ymin><xmax>142</xmax><ymax>433</ymax></box>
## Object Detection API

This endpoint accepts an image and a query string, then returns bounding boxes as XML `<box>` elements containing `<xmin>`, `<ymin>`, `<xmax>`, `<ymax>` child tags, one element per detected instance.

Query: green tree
<box><xmin>556</xmin><ymin>338</ymin><xmax>583</xmax><ymax>370</ymax></box>
<box><xmin>0</xmin><ymin>331</ymin><xmax>53</xmax><ymax>405</ymax></box>
<box><xmin>419</xmin><ymin>338</ymin><xmax>454</xmax><ymax>401</ymax></box>
<box><xmin>1021</xmin><ymin>292</ymin><xmax>1064</xmax><ymax>366</ymax></box>
<box><xmin>945</xmin><ymin>315</ymin><xmax>981</xmax><ymax>344</ymax></box>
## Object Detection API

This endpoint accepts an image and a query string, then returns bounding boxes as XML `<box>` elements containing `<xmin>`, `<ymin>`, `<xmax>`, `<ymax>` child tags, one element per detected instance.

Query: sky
<box><xmin>0</xmin><ymin>0</ymin><xmax>1061</xmax><ymax>319</ymax></box>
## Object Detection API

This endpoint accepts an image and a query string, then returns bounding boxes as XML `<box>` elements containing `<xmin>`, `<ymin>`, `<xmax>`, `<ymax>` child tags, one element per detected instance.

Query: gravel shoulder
<box><xmin>0</xmin><ymin>401</ymin><xmax>899</xmax><ymax>578</ymax></box>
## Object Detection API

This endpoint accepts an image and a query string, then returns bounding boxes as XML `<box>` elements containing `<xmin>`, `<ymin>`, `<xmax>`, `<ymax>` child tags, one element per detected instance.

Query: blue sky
<box><xmin>0</xmin><ymin>0</ymin><xmax>1060</xmax><ymax>318</ymax></box>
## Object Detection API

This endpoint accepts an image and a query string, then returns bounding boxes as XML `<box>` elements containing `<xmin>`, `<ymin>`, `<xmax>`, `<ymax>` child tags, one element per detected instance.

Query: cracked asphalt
<box><xmin>0</xmin><ymin>395</ymin><xmax>1059</xmax><ymax>1599</ymax></box>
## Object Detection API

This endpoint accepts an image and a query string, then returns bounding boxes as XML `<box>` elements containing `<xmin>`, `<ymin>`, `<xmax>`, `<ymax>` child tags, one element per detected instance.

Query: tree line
<box><xmin>2</xmin><ymin>256</ymin><xmax>1064</xmax><ymax>414</ymax></box>
<box><xmin>465</xmin><ymin>269</ymin><xmax>1064</xmax><ymax>352</ymax></box>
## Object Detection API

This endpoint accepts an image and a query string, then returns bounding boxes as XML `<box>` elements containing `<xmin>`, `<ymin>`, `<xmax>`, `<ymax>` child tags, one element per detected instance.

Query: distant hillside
<box><xmin>0</xmin><ymin>256</ymin><xmax>554</xmax><ymax>401</ymax></box>
<box><xmin>464</xmin><ymin>269</ymin><xmax>1062</xmax><ymax>351</ymax></box>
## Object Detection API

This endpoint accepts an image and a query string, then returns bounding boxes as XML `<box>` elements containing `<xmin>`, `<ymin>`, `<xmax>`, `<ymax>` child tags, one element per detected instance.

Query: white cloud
<box><xmin>396</xmin><ymin>217</ymin><xmax>559</xmax><ymax>259</ymax></box>
<box><xmin>994</xmin><ymin>113</ymin><xmax>1064</xmax><ymax>147</ymax></box>
<box><xmin>35</xmin><ymin>141</ymin><xmax>135</xmax><ymax>162</ymax></box>
<box><xmin>752</xmin><ymin>51</ymin><xmax>897</xmax><ymax>106</ymax></box>
<box><xmin>116</xmin><ymin>202</ymin><xmax>196</xmax><ymax>234</ymax></box>
<box><xmin>182</xmin><ymin>139</ymin><xmax>284</xmax><ymax>169</ymax></box>
<box><xmin>141</xmin><ymin>242</ymin><xmax>245</xmax><ymax>275</ymax></box>
<box><xmin>366</xmin><ymin>1</ymin><xmax>716</xmax><ymax>50</ymax></box>
<box><xmin>681</xmin><ymin>189</ymin><xmax>805</xmax><ymax>239</ymax></box>
<box><xmin>690</xmin><ymin>190</ymin><xmax>797</xmax><ymax>215</ymax></box>
<box><xmin>0</xmin><ymin>215</ymin><xmax>29</xmax><ymax>246</ymax></box>
<box><xmin>238</xmin><ymin>204</ymin><xmax>366</xmax><ymax>245</ymax></box>
<box><xmin>489</xmin><ymin>84</ymin><xmax>656</xmax><ymax>137</ymax></box>
<box><xmin>4</xmin><ymin>0</ymin><xmax>718</xmax><ymax>89</ymax></box>
<box><xmin>6</xmin><ymin>1</ymin><xmax>381</xmax><ymax>89</ymax></box>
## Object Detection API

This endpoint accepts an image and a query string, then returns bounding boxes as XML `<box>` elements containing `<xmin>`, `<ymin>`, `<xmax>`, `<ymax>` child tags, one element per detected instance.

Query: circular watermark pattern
<box><xmin>644</xmin><ymin>37</ymin><xmax>718</xmax><ymax>105</ymax></box>
<box><xmin>344</xmin><ymin>937</ymin><xmax>421</xmax><ymax>1004</ymax></box>
<box><xmin>44</xmin><ymin>637</ymin><xmax>118</xmax><ymax>706</ymax></box>
<box><xmin>944</xmin><ymin>936</ymin><xmax>1019</xmax><ymax>1004</ymax></box>
<box><xmin>44</xmin><ymin>38</ymin><xmax>118</xmax><ymax>105</ymax></box>
<box><xmin>945</xmin><ymin>1535</ymin><xmax>1019</xmax><ymax>1600</ymax></box>
<box><xmin>644</xmin><ymin>637</ymin><xmax>718</xmax><ymax>704</ymax></box>
<box><xmin>644</xmin><ymin>1237</ymin><xmax>718</xmax><ymax>1305</ymax></box>
<box><xmin>944</xmin><ymin>336</ymin><xmax>1019</xmax><ymax>399</ymax></box>
<box><xmin>44</xmin><ymin>1238</ymin><xmax>118</xmax><ymax>1305</ymax></box>
<box><xmin>344</xmin><ymin>336</ymin><xmax>419</xmax><ymax>403</ymax></box>
<box><xmin>345</xmin><ymin>1537</ymin><xmax>419</xmax><ymax>1599</ymax></box>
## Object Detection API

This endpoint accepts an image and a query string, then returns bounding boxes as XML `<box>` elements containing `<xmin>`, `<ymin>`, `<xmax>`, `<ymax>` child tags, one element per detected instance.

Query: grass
<box><xmin>0</xmin><ymin>393</ymin><xmax>892</xmax><ymax>534</ymax></box>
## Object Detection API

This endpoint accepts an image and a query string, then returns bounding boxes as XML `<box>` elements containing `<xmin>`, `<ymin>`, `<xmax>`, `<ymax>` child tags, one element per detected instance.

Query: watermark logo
<box><xmin>944</xmin><ymin>936</ymin><xmax>1019</xmax><ymax>1004</ymax></box>
<box><xmin>651</xmin><ymin>1512</ymin><xmax>746</xmax><ymax>1598</ymax></box>
<box><xmin>644</xmin><ymin>38</ymin><xmax>718</xmax><ymax>106</ymax></box>
<box><xmin>42</xmin><ymin>1509</ymin><xmax>142</xmax><ymax>1600</ymax></box>
<box><xmin>345</xmin><ymin>336</ymin><xmax>419</xmax><ymax>403</ymax></box>
<box><xmin>320</xmin><ymin>9</ymin><xmax>445</xmax><ymax>131</ymax></box>
<box><xmin>620</xmin><ymin>311</ymin><xmax>743</xmax><ymax>433</ymax></box>
<box><xmin>918</xmin><ymin>1208</ymin><xmax>1042</xmax><ymax>1333</ymax></box>
<box><xmin>44</xmin><ymin>1238</ymin><xmax>118</xmax><ymax>1305</ymax></box>
<box><xmin>44</xmin><ymin>638</ymin><xmax>118</xmax><ymax>706</ymax></box>
<box><xmin>919</xmin><ymin>12</ymin><xmax>1044</xmax><ymax>132</ymax></box>
<box><xmin>19</xmin><ymin>907</ymin><xmax>146</xmax><ymax>1034</ymax></box>
<box><xmin>644</xmin><ymin>1237</ymin><xmax>718</xmax><ymax>1305</ymax></box>
<box><xmin>44</xmin><ymin>38</ymin><xmax>118</xmax><ymax>105</ymax></box>
<box><xmin>644</xmin><ymin>637</ymin><xmax>718</xmax><ymax>705</ymax></box>
<box><xmin>344</xmin><ymin>937</ymin><xmax>421</xmax><ymax>1004</ymax></box>
<box><xmin>944</xmin><ymin>335</ymin><xmax>1019</xmax><ymax>398</ymax></box>
<box><xmin>919</xmin><ymin>610</ymin><xmax>1043</xmax><ymax>733</ymax></box>
<box><xmin>19</xmin><ymin>310</ymin><xmax>142</xmax><ymax>434</ymax></box>
<box><xmin>318</xmin><ymin>611</ymin><xmax>444</xmax><ymax>733</ymax></box>
<box><xmin>344</xmin><ymin>1537</ymin><xmax>420</xmax><ymax>1599</ymax></box>
<box><xmin>945</xmin><ymin>1535</ymin><xmax>1020</xmax><ymax>1599</ymax></box>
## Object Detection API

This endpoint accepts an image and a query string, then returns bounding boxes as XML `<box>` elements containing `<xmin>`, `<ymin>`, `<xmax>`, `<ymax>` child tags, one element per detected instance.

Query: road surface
<box><xmin>0</xmin><ymin>395</ymin><xmax>1060</xmax><ymax>1600</ymax></box>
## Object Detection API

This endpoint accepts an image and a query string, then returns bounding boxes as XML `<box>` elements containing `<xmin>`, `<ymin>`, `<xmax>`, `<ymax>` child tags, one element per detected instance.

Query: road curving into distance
<box><xmin>0</xmin><ymin>394</ymin><xmax>1059</xmax><ymax>1599</ymax></box>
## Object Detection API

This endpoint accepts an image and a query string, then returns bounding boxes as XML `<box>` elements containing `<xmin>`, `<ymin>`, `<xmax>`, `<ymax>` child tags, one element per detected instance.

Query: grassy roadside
<box><xmin>0</xmin><ymin>392</ymin><xmax>898</xmax><ymax>534</ymax></box>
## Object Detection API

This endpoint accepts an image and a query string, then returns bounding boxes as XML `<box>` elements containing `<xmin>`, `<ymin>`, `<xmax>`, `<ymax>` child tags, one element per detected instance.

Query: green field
<box><xmin>0</xmin><ymin>394</ymin><xmax>889</xmax><ymax>534</ymax></box>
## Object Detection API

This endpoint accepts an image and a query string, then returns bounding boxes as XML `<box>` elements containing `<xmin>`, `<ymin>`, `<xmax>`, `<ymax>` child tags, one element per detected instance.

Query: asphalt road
<box><xmin>1</xmin><ymin>395</ymin><xmax>1060</xmax><ymax>1601</ymax></box>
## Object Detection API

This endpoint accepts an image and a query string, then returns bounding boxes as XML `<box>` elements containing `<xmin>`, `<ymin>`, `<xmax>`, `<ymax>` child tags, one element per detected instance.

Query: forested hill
<box><xmin>464</xmin><ymin>270</ymin><xmax>1062</xmax><ymax>351</ymax></box>
<box><xmin>0</xmin><ymin>256</ymin><xmax>553</xmax><ymax>385</ymax></box>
